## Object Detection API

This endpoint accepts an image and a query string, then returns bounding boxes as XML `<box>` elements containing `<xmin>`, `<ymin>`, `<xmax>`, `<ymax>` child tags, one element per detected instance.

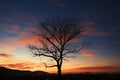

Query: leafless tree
<box><xmin>28</xmin><ymin>18</ymin><xmax>86</xmax><ymax>80</ymax></box>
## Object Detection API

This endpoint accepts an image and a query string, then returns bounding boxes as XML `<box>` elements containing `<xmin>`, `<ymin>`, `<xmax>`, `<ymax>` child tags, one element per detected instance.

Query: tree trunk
<box><xmin>57</xmin><ymin>65</ymin><xmax>62</xmax><ymax>80</ymax></box>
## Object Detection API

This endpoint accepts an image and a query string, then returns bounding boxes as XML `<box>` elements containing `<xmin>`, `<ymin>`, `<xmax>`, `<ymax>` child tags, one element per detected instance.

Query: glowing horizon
<box><xmin>0</xmin><ymin>53</ymin><xmax>120</xmax><ymax>73</ymax></box>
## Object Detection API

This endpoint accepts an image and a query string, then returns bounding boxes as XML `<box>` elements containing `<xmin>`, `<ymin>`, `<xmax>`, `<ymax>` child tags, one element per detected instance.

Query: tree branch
<box><xmin>62</xmin><ymin>45</ymin><xmax>85</xmax><ymax>57</ymax></box>
<box><xmin>43</xmin><ymin>62</ymin><xmax>57</xmax><ymax>69</ymax></box>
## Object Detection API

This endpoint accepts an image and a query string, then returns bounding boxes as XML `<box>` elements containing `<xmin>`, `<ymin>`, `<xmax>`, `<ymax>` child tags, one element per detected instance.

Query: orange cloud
<box><xmin>0</xmin><ymin>52</ymin><xmax>45</xmax><ymax>71</ymax></box>
<box><xmin>16</xmin><ymin>31</ymin><xmax>36</xmax><ymax>46</ymax></box>
<box><xmin>0</xmin><ymin>46</ymin><xmax>15</xmax><ymax>51</ymax></box>
<box><xmin>63</xmin><ymin>66</ymin><xmax>120</xmax><ymax>73</ymax></box>
<box><xmin>80</xmin><ymin>49</ymin><xmax>95</xmax><ymax>59</ymax></box>
<box><xmin>2</xmin><ymin>63</ymin><xmax>33</xmax><ymax>70</ymax></box>
<box><xmin>0</xmin><ymin>53</ymin><xmax>13</xmax><ymax>58</ymax></box>
<box><xmin>0</xmin><ymin>26</ymin><xmax>37</xmax><ymax>51</ymax></box>
<box><xmin>79</xmin><ymin>66</ymin><xmax>120</xmax><ymax>72</ymax></box>
<box><xmin>0</xmin><ymin>62</ymin><xmax>44</xmax><ymax>71</ymax></box>
<box><xmin>0</xmin><ymin>53</ymin><xmax>21</xmax><ymax>64</ymax></box>
<box><xmin>0</xmin><ymin>39</ymin><xmax>16</xmax><ymax>51</ymax></box>
<box><xmin>0</xmin><ymin>53</ymin><xmax>55</xmax><ymax>73</ymax></box>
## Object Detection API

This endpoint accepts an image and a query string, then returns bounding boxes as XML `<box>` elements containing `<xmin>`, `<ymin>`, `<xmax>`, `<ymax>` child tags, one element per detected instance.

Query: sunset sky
<box><xmin>0</xmin><ymin>0</ymin><xmax>120</xmax><ymax>73</ymax></box>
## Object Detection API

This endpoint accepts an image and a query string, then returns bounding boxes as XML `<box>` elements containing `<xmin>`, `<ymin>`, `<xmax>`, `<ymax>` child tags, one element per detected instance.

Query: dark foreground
<box><xmin>0</xmin><ymin>67</ymin><xmax>120</xmax><ymax>80</ymax></box>
<box><xmin>1</xmin><ymin>73</ymin><xmax>120</xmax><ymax>80</ymax></box>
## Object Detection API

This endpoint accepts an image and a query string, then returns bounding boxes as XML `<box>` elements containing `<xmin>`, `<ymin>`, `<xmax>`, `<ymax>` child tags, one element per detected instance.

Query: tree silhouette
<box><xmin>28</xmin><ymin>18</ymin><xmax>86</xmax><ymax>80</ymax></box>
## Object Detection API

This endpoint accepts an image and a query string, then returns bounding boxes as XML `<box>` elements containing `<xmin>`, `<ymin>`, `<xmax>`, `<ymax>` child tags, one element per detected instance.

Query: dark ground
<box><xmin>0</xmin><ymin>67</ymin><xmax>120</xmax><ymax>80</ymax></box>
<box><xmin>1</xmin><ymin>72</ymin><xmax>120</xmax><ymax>80</ymax></box>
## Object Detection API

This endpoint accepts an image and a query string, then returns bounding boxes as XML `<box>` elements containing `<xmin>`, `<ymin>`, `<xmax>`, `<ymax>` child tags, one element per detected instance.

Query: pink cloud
<box><xmin>80</xmin><ymin>49</ymin><xmax>95</xmax><ymax>59</ymax></box>
<box><xmin>2</xmin><ymin>17</ymin><xmax>13</xmax><ymax>22</ymax></box>
<box><xmin>113</xmin><ymin>26</ymin><xmax>120</xmax><ymax>31</ymax></box>
<box><xmin>17</xmin><ymin>31</ymin><xmax>36</xmax><ymax>46</ymax></box>
<box><xmin>0</xmin><ymin>24</ymin><xmax>110</xmax><ymax>52</ymax></box>
<box><xmin>79</xmin><ymin>21</ymin><xmax>110</xmax><ymax>36</ymax></box>
<box><xmin>0</xmin><ymin>38</ymin><xmax>17</xmax><ymax>51</ymax></box>
<box><xmin>0</xmin><ymin>26</ymin><xmax>37</xmax><ymax>51</ymax></box>
<box><xmin>0</xmin><ymin>46</ymin><xmax>15</xmax><ymax>51</ymax></box>
<box><xmin>63</xmin><ymin>66</ymin><xmax>120</xmax><ymax>73</ymax></box>
<box><xmin>12</xmin><ymin>12</ymin><xmax>40</xmax><ymax>23</ymax></box>
<box><xmin>55</xmin><ymin>2</ymin><xmax>65</xmax><ymax>7</ymax></box>
<box><xmin>53</xmin><ymin>0</ymin><xmax>65</xmax><ymax>7</ymax></box>
<box><xmin>93</xmin><ymin>31</ymin><xmax>110</xmax><ymax>36</ymax></box>
<box><xmin>79</xmin><ymin>66</ymin><xmax>120</xmax><ymax>72</ymax></box>
<box><xmin>1</xmin><ymin>24</ymin><xmax>20</xmax><ymax>34</ymax></box>
<box><xmin>82</xmin><ymin>27</ymin><xmax>94</xmax><ymax>35</ymax></box>
<box><xmin>82</xmin><ymin>27</ymin><xmax>110</xmax><ymax>36</ymax></box>
<box><xmin>81</xmin><ymin>21</ymin><xmax>95</xmax><ymax>27</ymax></box>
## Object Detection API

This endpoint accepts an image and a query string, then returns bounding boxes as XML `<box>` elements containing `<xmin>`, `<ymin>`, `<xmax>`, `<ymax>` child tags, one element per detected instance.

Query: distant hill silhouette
<box><xmin>0</xmin><ymin>67</ymin><xmax>50</xmax><ymax>80</ymax></box>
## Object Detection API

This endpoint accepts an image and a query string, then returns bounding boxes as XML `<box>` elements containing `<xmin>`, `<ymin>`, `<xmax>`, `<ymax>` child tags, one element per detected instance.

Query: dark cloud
<box><xmin>52</xmin><ymin>0</ymin><xmax>65</xmax><ymax>7</ymax></box>
<box><xmin>0</xmin><ymin>53</ymin><xmax>13</xmax><ymax>58</ymax></box>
